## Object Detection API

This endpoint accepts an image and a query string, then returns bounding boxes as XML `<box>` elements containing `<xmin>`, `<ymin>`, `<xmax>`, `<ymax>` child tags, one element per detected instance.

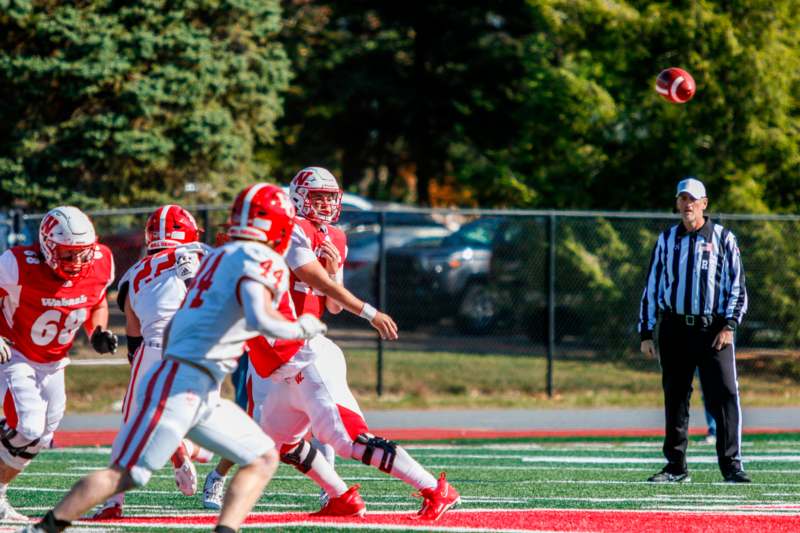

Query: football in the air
<box><xmin>655</xmin><ymin>67</ymin><xmax>696</xmax><ymax>103</ymax></box>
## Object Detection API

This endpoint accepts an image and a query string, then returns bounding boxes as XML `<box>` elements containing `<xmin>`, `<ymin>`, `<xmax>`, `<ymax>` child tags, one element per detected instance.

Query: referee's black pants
<box><xmin>657</xmin><ymin>315</ymin><xmax>743</xmax><ymax>475</ymax></box>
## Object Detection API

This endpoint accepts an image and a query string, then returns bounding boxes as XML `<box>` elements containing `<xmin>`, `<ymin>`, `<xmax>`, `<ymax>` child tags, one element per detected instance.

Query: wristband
<box><xmin>359</xmin><ymin>303</ymin><xmax>378</xmax><ymax>322</ymax></box>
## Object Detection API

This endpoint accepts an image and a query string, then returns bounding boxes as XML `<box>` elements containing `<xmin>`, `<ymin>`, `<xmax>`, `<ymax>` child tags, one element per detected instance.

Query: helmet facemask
<box><xmin>301</xmin><ymin>189</ymin><xmax>343</xmax><ymax>224</ymax></box>
<box><xmin>289</xmin><ymin>167</ymin><xmax>343</xmax><ymax>224</ymax></box>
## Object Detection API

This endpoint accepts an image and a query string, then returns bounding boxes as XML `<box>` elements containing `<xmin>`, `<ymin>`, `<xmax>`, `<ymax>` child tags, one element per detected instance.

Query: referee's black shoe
<box><xmin>647</xmin><ymin>467</ymin><xmax>691</xmax><ymax>483</ymax></box>
<box><xmin>723</xmin><ymin>470</ymin><xmax>752</xmax><ymax>483</ymax></box>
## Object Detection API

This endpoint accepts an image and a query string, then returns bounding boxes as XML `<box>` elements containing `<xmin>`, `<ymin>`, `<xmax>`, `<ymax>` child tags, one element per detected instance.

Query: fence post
<box><xmin>200</xmin><ymin>208</ymin><xmax>212</xmax><ymax>244</ymax></box>
<box><xmin>376</xmin><ymin>210</ymin><xmax>386</xmax><ymax>397</ymax></box>
<box><xmin>546</xmin><ymin>213</ymin><xmax>556</xmax><ymax>398</ymax></box>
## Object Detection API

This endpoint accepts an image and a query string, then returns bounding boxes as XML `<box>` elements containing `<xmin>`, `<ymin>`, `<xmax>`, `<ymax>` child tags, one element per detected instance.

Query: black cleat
<box><xmin>723</xmin><ymin>470</ymin><xmax>752</xmax><ymax>483</ymax></box>
<box><xmin>647</xmin><ymin>468</ymin><xmax>691</xmax><ymax>483</ymax></box>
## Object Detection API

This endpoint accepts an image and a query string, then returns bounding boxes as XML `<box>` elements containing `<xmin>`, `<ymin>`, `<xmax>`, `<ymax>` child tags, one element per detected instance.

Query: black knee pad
<box><xmin>0</xmin><ymin>419</ymin><xmax>39</xmax><ymax>460</ymax></box>
<box><xmin>356</xmin><ymin>433</ymin><xmax>397</xmax><ymax>473</ymax></box>
<box><xmin>280</xmin><ymin>441</ymin><xmax>317</xmax><ymax>474</ymax></box>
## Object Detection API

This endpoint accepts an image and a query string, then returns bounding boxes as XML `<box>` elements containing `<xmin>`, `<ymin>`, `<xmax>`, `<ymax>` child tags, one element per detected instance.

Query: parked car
<box><xmin>488</xmin><ymin>217</ymin><xmax>587</xmax><ymax>343</ymax></box>
<box><xmin>342</xmin><ymin>211</ymin><xmax>452</xmax><ymax>303</ymax></box>
<box><xmin>100</xmin><ymin>230</ymin><xmax>146</xmax><ymax>286</ymax></box>
<box><xmin>384</xmin><ymin>217</ymin><xmax>503</xmax><ymax>333</ymax></box>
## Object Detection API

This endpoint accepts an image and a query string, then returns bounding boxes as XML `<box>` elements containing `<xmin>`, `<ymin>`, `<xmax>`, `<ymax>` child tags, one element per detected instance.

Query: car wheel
<box><xmin>456</xmin><ymin>283</ymin><xmax>498</xmax><ymax>335</ymax></box>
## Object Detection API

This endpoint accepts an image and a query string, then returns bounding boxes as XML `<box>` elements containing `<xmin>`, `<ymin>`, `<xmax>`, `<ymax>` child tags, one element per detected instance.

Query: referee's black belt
<box><xmin>662</xmin><ymin>312</ymin><xmax>719</xmax><ymax>328</ymax></box>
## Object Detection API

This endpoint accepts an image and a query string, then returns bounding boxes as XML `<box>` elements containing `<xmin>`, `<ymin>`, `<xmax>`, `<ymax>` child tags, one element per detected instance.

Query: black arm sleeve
<box><xmin>126</xmin><ymin>335</ymin><xmax>143</xmax><ymax>364</ymax></box>
<box><xmin>117</xmin><ymin>281</ymin><xmax>130</xmax><ymax>313</ymax></box>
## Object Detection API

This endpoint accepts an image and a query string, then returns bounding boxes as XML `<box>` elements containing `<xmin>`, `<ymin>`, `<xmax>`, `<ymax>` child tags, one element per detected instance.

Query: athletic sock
<box><xmin>170</xmin><ymin>442</ymin><xmax>189</xmax><ymax>468</ymax></box>
<box><xmin>208</xmin><ymin>468</ymin><xmax>226</xmax><ymax>483</ymax></box>
<box><xmin>106</xmin><ymin>492</ymin><xmax>125</xmax><ymax>506</ymax></box>
<box><xmin>311</xmin><ymin>436</ymin><xmax>336</xmax><ymax>467</ymax></box>
<box><xmin>283</xmin><ymin>442</ymin><xmax>347</xmax><ymax>498</ymax></box>
<box><xmin>38</xmin><ymin>510</ymin><xmax>71</xmax><ymax>533</ymax></box>
<box><xmin>353</xmin><ymin>442</ymin><xmax>437</xmax><ymax>490</ymax></box>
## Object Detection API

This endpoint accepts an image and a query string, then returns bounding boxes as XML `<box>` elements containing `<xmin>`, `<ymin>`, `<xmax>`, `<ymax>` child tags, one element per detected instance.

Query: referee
<box><xmin>638</xmin><ymin>177</ymin><xmax>749</xmax><ymax>483</ymax></box>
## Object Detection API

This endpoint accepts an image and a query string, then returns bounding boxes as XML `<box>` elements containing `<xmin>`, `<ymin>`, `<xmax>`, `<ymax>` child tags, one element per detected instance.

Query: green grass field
<box><xmin>7</xmin><ymin>433</ymin><xmax>800</xmax><ymax>532</ymax></box>
<box><xmin>66</xmin><ymin>347</ymin><xmax>800</xmax><ymax>413</ymax></box>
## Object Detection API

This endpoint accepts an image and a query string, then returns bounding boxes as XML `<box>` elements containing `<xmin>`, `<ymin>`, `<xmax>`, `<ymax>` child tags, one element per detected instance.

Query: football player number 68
<box><xmin>31</xmin><ymin>308</ymin><xmax>88</xmax><ymax>346</ymax></box>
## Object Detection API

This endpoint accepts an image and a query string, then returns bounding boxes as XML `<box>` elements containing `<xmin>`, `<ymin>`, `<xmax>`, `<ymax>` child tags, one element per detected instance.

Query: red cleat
<box><xmin>91</xmin><ymin>502</ymin><xmax>123</xmax><ymax>520</ymax></box>
<box><xmin>310</xmin><ymin>485</ymin><xmax>366</xmax><ymax>517</ymax></box>
<box><xmin>413</xmin><ymin>472</ymin><xmax>460</xmax><ymax>521</ymax></box>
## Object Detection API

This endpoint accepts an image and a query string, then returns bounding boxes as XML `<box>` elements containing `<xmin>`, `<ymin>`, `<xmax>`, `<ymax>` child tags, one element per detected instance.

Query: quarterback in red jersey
<box><xmin>0</xmin><ymin>206</ymin><xmax>116</xmax><ymax>521</ymax></box>
<box><xmin>203</xmin><ymin>168</ymin><xmax>459</xmax><ymax>521</ymax></box>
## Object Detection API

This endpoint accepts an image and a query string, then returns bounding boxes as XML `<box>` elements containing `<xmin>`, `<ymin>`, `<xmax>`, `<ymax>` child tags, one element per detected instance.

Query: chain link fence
<box><xmin>6</xmin><ymin>206</ymin><xmax>800</xmax><ymax>399</ymax></box>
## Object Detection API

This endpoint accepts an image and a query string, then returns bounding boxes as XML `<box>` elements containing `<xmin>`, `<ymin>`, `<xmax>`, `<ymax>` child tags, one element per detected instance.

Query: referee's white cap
<box><xmin>676</xmin><ymin>177</ymin><xmax>706</xmax><ymax>200</ymax></box>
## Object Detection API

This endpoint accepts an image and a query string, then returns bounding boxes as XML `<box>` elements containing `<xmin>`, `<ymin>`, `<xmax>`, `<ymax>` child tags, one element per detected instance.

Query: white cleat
<box><xmin>0</xmin><ymin>495</ymin><xmax>30</xmax><ymax>522</ymax></box>
<box><xmin>202</xmin><ymin>472</ymin><xmax>225</xmax><ymax>510</ymax></box>
<box><xmin>174</xmin><ymin>459</ymin><xmax>198</xmax><ymax>496</ymax></box>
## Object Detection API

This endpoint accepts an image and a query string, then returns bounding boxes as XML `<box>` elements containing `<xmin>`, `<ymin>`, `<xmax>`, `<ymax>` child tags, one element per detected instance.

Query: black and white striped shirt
<box><xmin>638</xmin><ymin>217</ymin><xmax>747</xmax><ymax>340</ymax></box>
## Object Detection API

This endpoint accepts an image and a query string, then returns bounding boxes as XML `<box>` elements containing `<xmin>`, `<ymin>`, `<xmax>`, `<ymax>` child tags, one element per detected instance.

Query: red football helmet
<box><xmin>228</xmin><ymin>184</ymin><xmax>296</xmax><ymax>255</ymax></box>
<box><xmin>39</xmin><ymin>206</ymin><xmax>97</xmax><ymax>280</ymax></box>
<box><xmin>289</xmin><ymin>167</ymin><xmax>343</xmax><ymax>224</ymax></box>
<box><xmin>145</xmin><ymin>205</ymin><xmax>201</xmax><ymax>251</ymax></box>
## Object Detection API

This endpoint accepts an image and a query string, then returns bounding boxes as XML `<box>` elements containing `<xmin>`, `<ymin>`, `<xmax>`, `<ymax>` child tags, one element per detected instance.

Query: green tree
<box><xmin>0</xmin><ymin>0</ymin><xmax>291</xmax><ymax>210</ymax></box>
<box><xmin>461</xmin><ymin>0</ymin><xmax>800</xmax><ymax>211</ymax></box>
<box><xmin>275</xmin><ymin>1</ymin><xmax>799</xmax><ymax>210</ymax></box>
<box><xmin>273</xmin><ymin>0</ymin><xmax>532</xmax><ymax>203</ymax></box>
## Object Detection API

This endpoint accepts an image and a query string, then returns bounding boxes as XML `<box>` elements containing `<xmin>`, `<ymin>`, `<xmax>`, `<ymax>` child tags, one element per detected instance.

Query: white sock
<box><xmin>106</xmin><ymin>492</ymin><xmax>125</xmax><ymax>506</ymax></box>
<box><xmin>0</xmin><ymin>483</ymin><xmax>7</xmax><ymax>498</ymax></box>
<box><xmin>209</xmin><ymin>468</ymin><xmax>226</xmax><ymax>482</ymax></box>
<box><xmin>312</xmin><ymin>436</ymin><xmax>336</xmax><ymax>468</ymax></box>
<box><xmin>353</xmin><ymin>442</ymin><xmax>437</xmax><ymax>490</ymax></box>
<box><xmin>183</xmin><ymin>440</ymin><xmax>214</xmax><ymax>463</ymax></box>
<box><xmin>286</xmin><ymin>442</ymin><xmax>347</xmax><ymax>498</ymax></box>
<box><xmin>182</xmin><ymin>439</ymin><xmax>196</xmax><ymax>459</ymax></box>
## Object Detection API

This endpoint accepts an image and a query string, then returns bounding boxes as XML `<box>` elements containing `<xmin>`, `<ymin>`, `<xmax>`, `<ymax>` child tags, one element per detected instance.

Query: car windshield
<box><xmin>442</xmin><ymin>218</ymin><xmax>501</xmax><ymax>247</ymax></box>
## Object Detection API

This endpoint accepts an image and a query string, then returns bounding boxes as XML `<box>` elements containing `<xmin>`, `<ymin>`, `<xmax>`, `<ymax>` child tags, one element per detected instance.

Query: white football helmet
<box><xmin>38</xmin><ymin>206</ymin><xmax>97</xmax><ymax>280</ymax></box>
<box><xmin>289</xmin><ymin>167</ymin><xmax>343</xmax><ymax>224</ymax></box>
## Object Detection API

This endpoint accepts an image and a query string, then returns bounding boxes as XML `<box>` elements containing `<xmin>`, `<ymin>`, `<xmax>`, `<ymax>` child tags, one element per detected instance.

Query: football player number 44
<box><xmin>31</xmin><ymin>308</ymin><xmax>88</xmax><ymax>346</ymax></box>
<box><xmin>187</xmin><ymin>252</ymin><xmax>283</xmax><ymax>309</ymax></box>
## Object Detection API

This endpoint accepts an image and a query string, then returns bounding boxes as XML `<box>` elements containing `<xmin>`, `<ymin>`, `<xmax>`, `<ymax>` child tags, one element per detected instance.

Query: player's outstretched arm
<box><xmin>84</xmin><ymin>298</ymin><xmax>118</xmax><ymax>354</ymax></box>
<box><xmin>293</xmin><ymin>260</ymin><xmax>398</xmax><ymax>340</ymax></box>
<box><xmin>239</xmin><ymin>279</ymin><xmax>327</xmax><ymax>340</ymax></box>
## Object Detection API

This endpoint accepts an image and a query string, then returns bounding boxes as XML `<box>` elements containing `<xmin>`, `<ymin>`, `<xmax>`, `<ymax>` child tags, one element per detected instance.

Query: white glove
<box><xmin>175</xmin><ymin>250</ymin><xmax>202</xmax><ymax>281</ymax></box>
<box><xmin>297</xmin><ymin>314</ymin><xmax>327</xmax><ymax>339</ymax></box>
<box><xmin>0</xmin><ymin>336</ymin><xmax>12</xmax><ymax>364</ymax></box>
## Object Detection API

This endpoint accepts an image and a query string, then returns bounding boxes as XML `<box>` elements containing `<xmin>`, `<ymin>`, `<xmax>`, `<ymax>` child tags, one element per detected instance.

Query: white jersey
<box><xmin>165</xmin><ymin>240</ymin><xmax>290</xmax><ymax>383</ymax></box>
<box><xmin>119</xmin><ymin>244</ymin><xmax>205</xmax><ymax>344</ymax></box>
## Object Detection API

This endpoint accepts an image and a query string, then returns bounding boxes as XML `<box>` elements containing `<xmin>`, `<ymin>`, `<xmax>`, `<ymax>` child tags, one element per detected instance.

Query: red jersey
<box><xmin>0</xmin><ymin>244</ymin><xmax>115</xmax><ymax>364</ymax></box>
<box><xmin>245</xmin><ymin>218</ymin><xmax>347</xmax><ymax>378</ymax></box>
<box><xmin>285</xmin><ymin>218</ymin><xmax>347</xmax><ymax>319</ymax></box>
<box><xmin>245</xmin><ymin>291</ymin><xmax>304</xmax><ymax>378</ymax></box>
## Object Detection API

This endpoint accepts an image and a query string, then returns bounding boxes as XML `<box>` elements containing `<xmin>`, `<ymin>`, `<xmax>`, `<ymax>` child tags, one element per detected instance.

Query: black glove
<box><xmin>91</xmin><ymin>326</ymin><xmax>118</xmax><ymax>354</ymax></box>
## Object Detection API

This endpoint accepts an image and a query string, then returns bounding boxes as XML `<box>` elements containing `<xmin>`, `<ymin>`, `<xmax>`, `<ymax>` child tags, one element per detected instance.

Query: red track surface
<box><xmin>53</xmin><ymin>427</ymin><xmax>800</xmax><ymax>447</ymax></box>
<box><xmin>84</xmin><ymin>509</ymin><xmax>800</xmax><ymax>532</ymax></box>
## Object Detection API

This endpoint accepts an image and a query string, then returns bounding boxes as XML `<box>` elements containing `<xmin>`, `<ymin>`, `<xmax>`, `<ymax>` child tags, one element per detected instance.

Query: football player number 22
<box><xmin>31</xmin><ymin>308</ymin><xmax>88</xmax><ymax>346</ymax></box>
<box><xmin>189</xmin><ymin>253</ymin><xmax>225</xmax><ymax>308</ymax></box>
